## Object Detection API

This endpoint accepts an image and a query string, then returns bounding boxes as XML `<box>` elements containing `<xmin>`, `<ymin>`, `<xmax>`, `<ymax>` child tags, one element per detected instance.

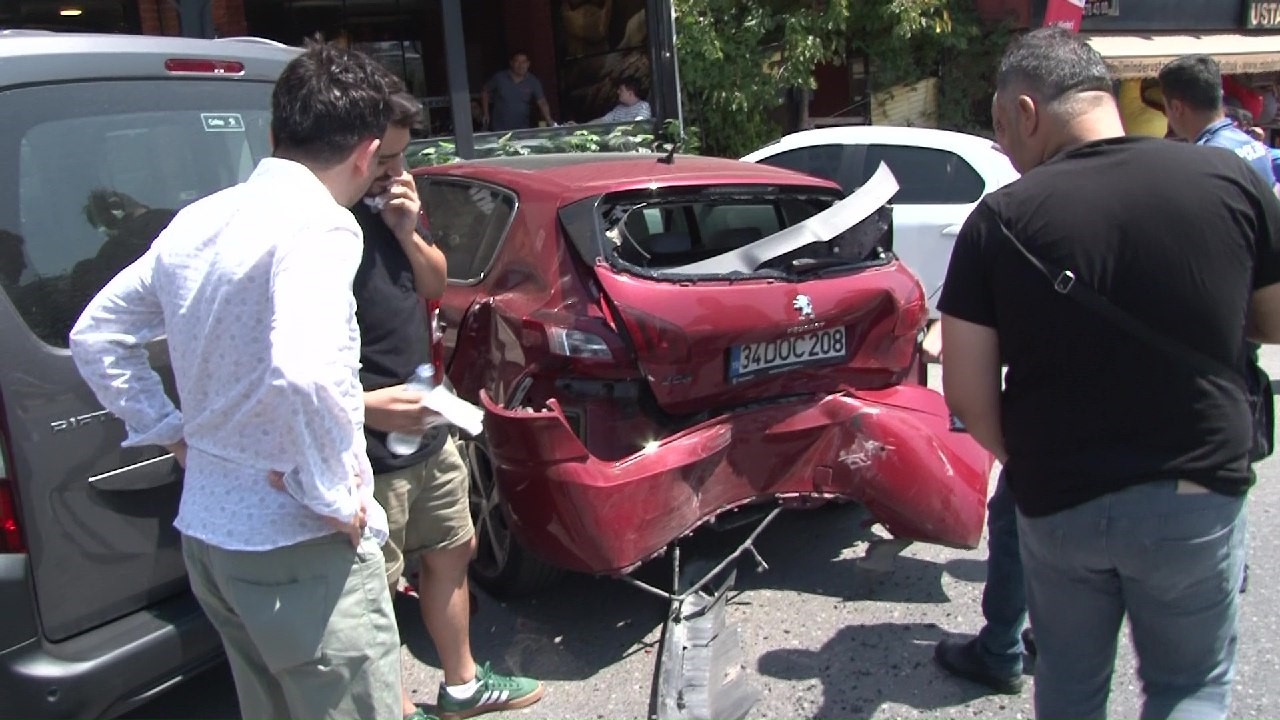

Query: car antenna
<box><xmin>658</xmin><ymin>142</ymin><xmax>677</xmax><ymax>165</ymax></box>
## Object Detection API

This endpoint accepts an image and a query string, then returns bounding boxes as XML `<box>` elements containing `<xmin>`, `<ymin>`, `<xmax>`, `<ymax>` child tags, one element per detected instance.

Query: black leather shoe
<box><xmin>934</xmin><ymin>638</ymin><xmax>1023</xmax><ymax>695</ymax></box>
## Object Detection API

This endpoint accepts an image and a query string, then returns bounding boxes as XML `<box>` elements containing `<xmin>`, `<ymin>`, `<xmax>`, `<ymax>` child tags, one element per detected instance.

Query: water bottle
<box><xmin>385</xmin><ymin>363</ymin><xmax>436</xmax><ymax>456</ymax></box>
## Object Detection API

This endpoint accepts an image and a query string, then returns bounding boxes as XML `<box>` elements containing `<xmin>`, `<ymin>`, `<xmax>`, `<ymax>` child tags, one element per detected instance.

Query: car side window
<box><xmin>859</xmin><ymin>145</ymin><xmax>985</xmax><ymax>205</ymax></box>
<box><xmin>418</xmin><ymin>177</ymin><xmax>516</xmax><ymax>283</ymax></box>
<box><xmin>756</xmin><ymin>144</ymin><xmax>863</xmax><ymax>193</ymax></box>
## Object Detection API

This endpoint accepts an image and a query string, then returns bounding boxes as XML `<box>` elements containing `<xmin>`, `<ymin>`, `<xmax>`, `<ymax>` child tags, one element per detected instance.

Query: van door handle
<box><xmin>87</xmin><ymin>454</ymin><xmax>181</xmax><ymax>491</ymax></box>
<box><xmin>941</xmin><ymin>225</ymin><xmax>963</xmax><ymax>237</ymax></box>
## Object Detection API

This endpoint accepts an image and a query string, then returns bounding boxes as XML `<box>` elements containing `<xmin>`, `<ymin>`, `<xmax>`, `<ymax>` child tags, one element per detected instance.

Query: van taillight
<box><xmin>164</xmin><ymin>58</ymin><xmax>245</xmax><ymax>75</ymax></box>
<box><xmin>0</xmin><ymin>481</ymin><xmax>22</xmax><ymax>554</ymax></box>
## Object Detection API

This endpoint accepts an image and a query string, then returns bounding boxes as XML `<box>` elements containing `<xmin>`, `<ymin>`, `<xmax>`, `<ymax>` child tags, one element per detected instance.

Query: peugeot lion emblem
<box><xmin>792</xmin><ymin>294</ymin><xmax>815</xmax><ymax>320</ymax></box>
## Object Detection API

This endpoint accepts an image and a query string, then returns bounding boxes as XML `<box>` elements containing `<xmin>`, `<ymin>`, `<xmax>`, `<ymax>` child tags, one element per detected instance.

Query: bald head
<box><xmin>996</xmin><ymin>27</ymin><xmax>1113</xmax><ymax>105</ymax></box>
<box><xmin>991</xmin><ymin>27</ymin><xmax>1124</xmax><ymax>173</ymax></box>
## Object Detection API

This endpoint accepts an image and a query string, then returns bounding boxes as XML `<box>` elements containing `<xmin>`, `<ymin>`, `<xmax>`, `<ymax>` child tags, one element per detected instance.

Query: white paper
<box><xmin>421</xmin><ymin>385</ymin><xmax>485</xmax><ymax>437</ymax></box>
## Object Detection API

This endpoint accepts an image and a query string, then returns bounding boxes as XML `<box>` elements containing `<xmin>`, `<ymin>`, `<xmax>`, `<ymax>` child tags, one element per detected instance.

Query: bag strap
<box><xmin>993</xmin><ymin>216</ymin><xmax>1243</xmax><ymax>385</ymax></box>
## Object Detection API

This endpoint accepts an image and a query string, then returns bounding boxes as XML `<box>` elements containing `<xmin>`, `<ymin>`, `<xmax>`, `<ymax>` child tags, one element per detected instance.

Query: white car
<box><xmin>742</xmin><ymin>126</ymin><xmax>1019</xmax><ymax>316</ymax></box>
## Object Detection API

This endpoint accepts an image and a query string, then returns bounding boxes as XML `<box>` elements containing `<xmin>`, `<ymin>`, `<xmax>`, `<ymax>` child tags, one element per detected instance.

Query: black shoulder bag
<box><xmin>995</xmin><ymin>219</ymin><xmax>1275</xmax><ymax>462</ymax></box>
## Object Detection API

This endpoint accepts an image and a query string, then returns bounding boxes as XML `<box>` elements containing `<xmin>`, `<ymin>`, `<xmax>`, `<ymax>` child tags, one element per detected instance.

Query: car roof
<box><xmin>418</xmin><ymin>152</ymin><xmax>842</xmax><ymax>198</ymax></box>
<box><xmin>0</xmin><ymin>31</ymin><xmax>299</xmax><ymax>86</ymax></box>
<box><xmin>741</xmin><ymin>125</ymin><xmax>1002</xmax><ymax>159</ymax></box>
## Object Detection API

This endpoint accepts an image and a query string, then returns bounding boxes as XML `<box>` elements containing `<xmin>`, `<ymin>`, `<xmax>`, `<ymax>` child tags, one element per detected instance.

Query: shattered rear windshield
<box><xmin>588</xmin><ymin>187</ymin><xmax>892</xmax><ymax>278</ymax></box>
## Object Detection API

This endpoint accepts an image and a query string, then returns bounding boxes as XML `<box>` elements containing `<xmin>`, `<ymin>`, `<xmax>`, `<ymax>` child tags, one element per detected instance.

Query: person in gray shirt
<box><xmin>481</xmin><ymin>50</ymin><xmax>554</xmax><ymax>131</ymax></box>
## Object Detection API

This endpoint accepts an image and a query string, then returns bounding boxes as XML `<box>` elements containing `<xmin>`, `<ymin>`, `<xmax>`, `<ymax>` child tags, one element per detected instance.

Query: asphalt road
<box><xmin>126</xmin><ymin>348</ymin><xmax>1280</xmax><ymax>720</ymax></box>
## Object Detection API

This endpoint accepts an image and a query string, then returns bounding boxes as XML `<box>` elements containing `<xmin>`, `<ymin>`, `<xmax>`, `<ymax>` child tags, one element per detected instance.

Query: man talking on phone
<box><xmin>353</xmin><ymin>92</ymin><xmax>544</xmax><ymax>720</ymax></box>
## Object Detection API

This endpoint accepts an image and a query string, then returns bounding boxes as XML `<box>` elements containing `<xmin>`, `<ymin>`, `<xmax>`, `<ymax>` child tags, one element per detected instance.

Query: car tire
<box><xmin>459</xmin><ymin>436</ymin><xmax>565</xmax><ymax>597</ymax></box>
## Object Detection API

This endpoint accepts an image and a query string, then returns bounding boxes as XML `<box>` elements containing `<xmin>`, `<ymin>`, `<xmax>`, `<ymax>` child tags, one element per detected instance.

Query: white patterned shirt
<box><xmin>69</xmin><ymin>158</ymin><xmax>387</xmax><ymax>551</ymax></box>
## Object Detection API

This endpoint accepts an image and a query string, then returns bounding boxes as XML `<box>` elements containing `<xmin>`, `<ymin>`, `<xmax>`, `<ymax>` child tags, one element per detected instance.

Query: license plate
<box><xmin>729</xmin><ymin>327</ymin><xmax>847</xmax><ymax>379</ymax></box>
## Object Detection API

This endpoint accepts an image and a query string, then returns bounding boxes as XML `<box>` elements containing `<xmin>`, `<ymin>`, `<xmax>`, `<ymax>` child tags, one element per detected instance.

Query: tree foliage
<box><xmin>673</xmin><ymin>0</ymin><xmax>850</xmax><ymax>157</ymax></box>
<box><xmin>674</xmin><ymin>0</ymin><xmax>1004</xmax><ymax>156</ymax></box>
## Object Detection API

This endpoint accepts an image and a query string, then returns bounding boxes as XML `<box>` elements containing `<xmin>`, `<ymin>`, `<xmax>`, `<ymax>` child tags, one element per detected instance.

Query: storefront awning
<box><xmin>1083</xmin><ymin>33</ymin><xmax>1280</xmax><ymax>78</ymax></box>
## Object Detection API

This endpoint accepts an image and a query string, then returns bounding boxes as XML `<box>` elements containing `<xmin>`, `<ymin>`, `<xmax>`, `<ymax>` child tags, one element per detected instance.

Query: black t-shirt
<box><xmin>939</xmin><ymin>136</ymin><xmax>1280</xmax><ymax>517</ymax></box>
<box><xmin>351</xmin><ymin>202</ymin><xmax>443</xmax><ymax>474</ymax></box>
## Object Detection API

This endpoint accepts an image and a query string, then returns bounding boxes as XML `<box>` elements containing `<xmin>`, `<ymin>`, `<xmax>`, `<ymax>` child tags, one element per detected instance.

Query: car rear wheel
<box><xmin>460</xmin><ymin>436</ymin><xmax>564</xmax><ymax>597</ymax></box>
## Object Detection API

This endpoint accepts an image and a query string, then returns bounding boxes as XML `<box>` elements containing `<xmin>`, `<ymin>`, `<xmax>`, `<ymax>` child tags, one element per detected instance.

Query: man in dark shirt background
<box><xmin>940</xmin><ymin>28</ymin><xmax>1280</xmax><ymax>719</ymax></box>
<box><xmin>355</xmin><ymin>93</ymin><xmax>544</xmax><ymax>720</ymax></box>
<box><xmin>480</xmin><ymin>50</ymin><xmax>555</xmax><ymax>132</ymax></box>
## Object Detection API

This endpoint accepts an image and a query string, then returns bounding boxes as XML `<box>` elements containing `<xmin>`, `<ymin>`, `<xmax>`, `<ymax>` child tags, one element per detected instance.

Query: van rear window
<box><xmin>0</xmin><ymin>80</ymin><xmax>274</xmax><ymax>347</ymax></box>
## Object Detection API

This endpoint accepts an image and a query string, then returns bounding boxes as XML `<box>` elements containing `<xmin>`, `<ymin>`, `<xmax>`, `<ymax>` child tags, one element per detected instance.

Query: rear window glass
<box><xmin>0</xmin><ymin>80</ymin><xmax>274</xmax><ymax>347</ymax></box>
<box><xmin>599</xmin><ymin>191</ymin><xmax>891</xmax><ymax>275</ymax></box>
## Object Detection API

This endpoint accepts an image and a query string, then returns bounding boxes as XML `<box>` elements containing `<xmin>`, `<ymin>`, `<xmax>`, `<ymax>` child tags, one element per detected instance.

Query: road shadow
<box><xmin>671</xmin><ymin>503</ymin><xmax>989</xmax><ymax>605</ymax></box>
<box><xmin>398</xmin><ymin>569</ymin><xmax>669</xmax><ymax>684</ymax></box>
<box><xmin>126</xmin><ymin>503</ymin><xmax>995</xmax><ymax>716</ymax></box>
<box><xmin>397</xmin><ymin>502</ymin><xmax>985</xmax><ymax>687</ymax></box>
<box><xmin>757</xmin><ymin>622</ymin><xmax>1012</xmax><ymax>718</ymax></box>
<box><xmin>122</xmin><ymin>661</ymin><xmax>240</xmax><ymax>720</ymax></box>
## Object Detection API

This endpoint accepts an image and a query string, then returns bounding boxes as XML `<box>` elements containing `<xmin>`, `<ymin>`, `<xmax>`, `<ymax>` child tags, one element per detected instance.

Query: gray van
<box><xmin>0</xmin><ymin>32</ymin><xmax>296</xmax><ymax>718</ymax></box>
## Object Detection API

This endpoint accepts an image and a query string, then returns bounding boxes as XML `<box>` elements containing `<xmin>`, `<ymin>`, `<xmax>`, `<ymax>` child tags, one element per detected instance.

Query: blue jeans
<box><xmin>975</xmin><ymin>469</ymin><xmax>1026</xmax><ymax>674</ymax></box>
<box><xmin>1018</xmin><ymin>480</ymin><xmax>1246</xmax><ymax>720</ymax></box>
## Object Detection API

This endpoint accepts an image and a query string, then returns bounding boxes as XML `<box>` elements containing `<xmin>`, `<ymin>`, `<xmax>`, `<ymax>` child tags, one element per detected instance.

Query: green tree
<box><xmin>674</xmin><ymin>0</ymin><xmax>850</xmax><ymax>157</ymax></box>
<box><xmin>673</xmin><ymin>0</ymin><xmax>1000</xmax><ymax>156</ymax></box>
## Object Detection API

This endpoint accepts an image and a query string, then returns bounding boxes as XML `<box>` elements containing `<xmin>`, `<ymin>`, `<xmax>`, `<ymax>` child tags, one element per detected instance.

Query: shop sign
<box><xmin>1248</xmin><ymin>1</ymin><xmax>1280</xmax><ymax>29</ymax></box>
<box><xmin>1085</xmin><ymin>0</ymin><xmax>1120</xmax><ymax>18</ymax></box>
<box><xmin>1044</xmin><ymin>0</ymin><xmax>1086</xmax><ymax>31</ymax></box>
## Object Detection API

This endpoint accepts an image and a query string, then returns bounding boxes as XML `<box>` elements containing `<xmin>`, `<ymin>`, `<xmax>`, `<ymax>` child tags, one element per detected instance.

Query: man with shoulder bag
<box><xmin>941</xmin><ymin>28</ymin><xmax>1280</xmax><ymax>719</ymax></box>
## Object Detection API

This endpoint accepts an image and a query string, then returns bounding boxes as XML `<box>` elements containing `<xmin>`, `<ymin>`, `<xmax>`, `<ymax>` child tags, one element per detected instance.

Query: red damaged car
<box><xmin>414</xmin><ymin>153</ymin><xmax>992</xmax><ymax>595</ymax></box>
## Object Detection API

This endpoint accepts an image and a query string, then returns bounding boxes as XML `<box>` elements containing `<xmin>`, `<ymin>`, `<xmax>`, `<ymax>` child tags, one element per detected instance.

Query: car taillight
<box><xmin>621</xmin><ymin>309</ymin><xmax>691</xmax><ymax>362</ymax></box>
<box><xmin>546</xmin><ymin>327</ymin><xmax>613</xmax><ymax>360</ymax></box>
<box><xmin>164</xmin><ymin>58</ymin><xmax>245</xmax><ymax>75</ymax></box>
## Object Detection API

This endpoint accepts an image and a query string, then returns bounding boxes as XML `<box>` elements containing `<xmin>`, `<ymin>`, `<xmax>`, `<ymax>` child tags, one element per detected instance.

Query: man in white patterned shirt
<box><xmin>591</xmin><ymin>76</ymin><xmax>652</xmax><ymax>124</ymax></box>
<box><xmin>69</xmin><ymin>44</ymin><xmax>407</xmax><ymax>720</ymax></box>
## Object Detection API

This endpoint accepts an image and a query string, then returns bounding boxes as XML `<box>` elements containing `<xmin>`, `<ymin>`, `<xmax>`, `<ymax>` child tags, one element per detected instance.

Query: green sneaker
<box><xmin>406</xmin><ymin>709</ymin><xmax>439</xmax><ymax>720</ymax></box>
<box><xmin>436</xmin><ymin>662</ymin><xmax>545</xmax><ymax>719</ymax></box>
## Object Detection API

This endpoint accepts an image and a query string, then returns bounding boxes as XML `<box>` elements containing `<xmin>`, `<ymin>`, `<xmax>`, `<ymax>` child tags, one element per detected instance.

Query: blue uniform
<box><xmin>1196</xmin><ymin>118</ymin><xmax>1278</xmax><ymax>187</ymax></box>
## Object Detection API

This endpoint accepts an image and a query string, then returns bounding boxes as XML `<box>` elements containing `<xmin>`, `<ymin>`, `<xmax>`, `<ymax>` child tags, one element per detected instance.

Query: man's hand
<box><xmin>364</xmin><ymin>384</ymin><xmax>442</xmax><ymax>434</ymax></box>
<box><xmin>165</xmin><ymin>440</ymin><xmax>188</xmax><ymax>468</ymax></box>
<box><xmin>378</xmin><ymin>171</ymin><xmax>422</xmax><ymax>243</ymax></box>
<box><xmin>921</xmin><ymin>321</ymin><xmax>943</xmax><ymax>362</ymax></box>
<box><xmin>325</xmin><ymin>502</ymin><xmax>367</xmax><ymax>548</ymax></box>
<box><xmin>267</xmin><ymin>469</ymin><xmax>368</xmax><ymax>548</ymax></box>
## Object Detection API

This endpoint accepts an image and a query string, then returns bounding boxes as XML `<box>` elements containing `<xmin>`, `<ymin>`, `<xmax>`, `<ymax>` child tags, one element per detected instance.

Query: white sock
<box><xmin>444</xmin><ymin>678</ymin><xmax>480</xmax><ymax>700</ymax></box>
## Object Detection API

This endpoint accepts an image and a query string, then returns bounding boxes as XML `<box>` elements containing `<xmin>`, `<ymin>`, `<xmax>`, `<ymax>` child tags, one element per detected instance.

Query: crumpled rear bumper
<box><xmin>480</xmin><ymin>385</ymin><xmax>992</xmax><ymax>575</ymax></box>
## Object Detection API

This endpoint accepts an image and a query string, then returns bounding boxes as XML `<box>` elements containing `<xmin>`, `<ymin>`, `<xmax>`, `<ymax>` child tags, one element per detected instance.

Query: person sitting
<box><xmin>591</xmin><ymin>76</ymin><xmax>651</xmax><ymax>124</ymax></box>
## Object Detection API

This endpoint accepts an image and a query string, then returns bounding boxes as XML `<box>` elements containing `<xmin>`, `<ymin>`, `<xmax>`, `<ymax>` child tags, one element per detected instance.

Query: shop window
<box><xmin>354</xmin><ymin>40</ymin><xmax>428</xmax><ymax>98</ymax></box>
<box><xmin>0</xmin><ymin>0</ymin><xmax>133</xmax><ymax>33</ymax></box>
<box><xmin>552</xmin><ymin>0</ymin><xmax>652</xmax><ymax>124</ymax></box>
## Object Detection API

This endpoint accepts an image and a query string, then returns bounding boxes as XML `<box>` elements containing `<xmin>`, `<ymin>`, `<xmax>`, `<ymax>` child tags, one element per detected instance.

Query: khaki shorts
<box><xmin>372</xmin><ymin>437</ymin><xmax>474</xmax><ymax>586</ymax></box>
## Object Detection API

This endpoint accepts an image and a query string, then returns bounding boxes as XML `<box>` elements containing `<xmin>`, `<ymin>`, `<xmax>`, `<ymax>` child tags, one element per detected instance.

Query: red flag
<box><xmin>1043</xmin><ymin>0</ymin><xmax>1086</xmax><ymax>32</ymax></box>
